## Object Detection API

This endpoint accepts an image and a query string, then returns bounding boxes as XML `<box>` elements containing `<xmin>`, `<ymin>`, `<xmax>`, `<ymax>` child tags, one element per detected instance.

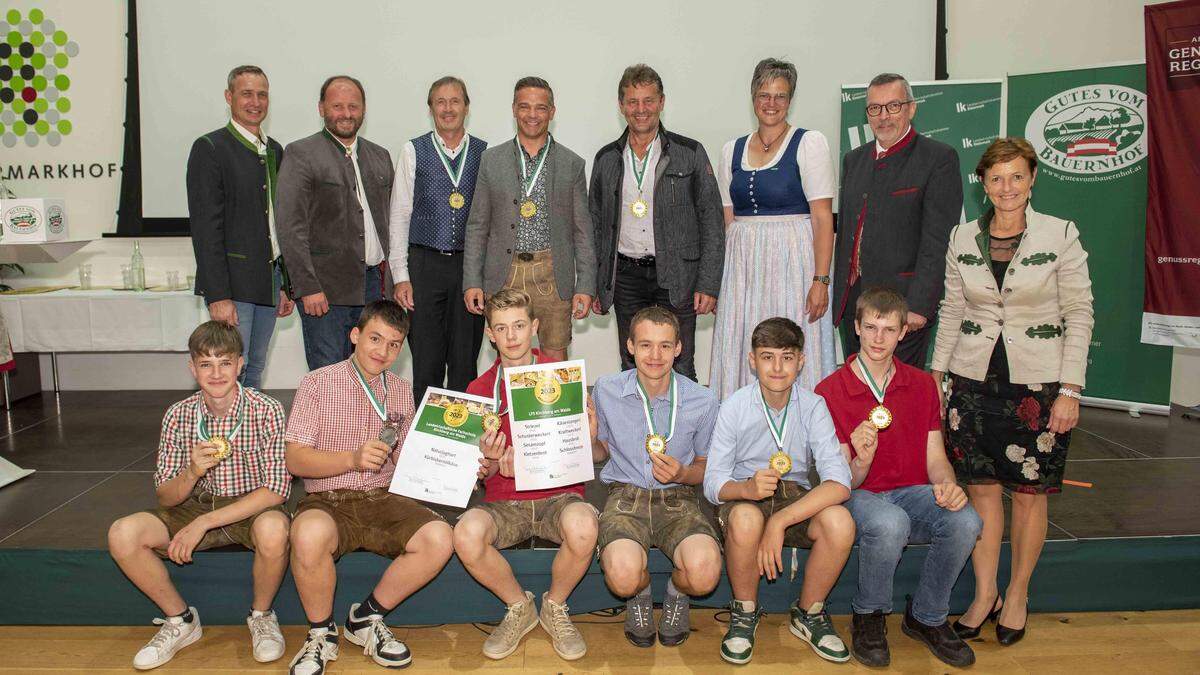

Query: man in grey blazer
<box><xmin>833</xmin><ymin>73</ymin><xmax>963</xmax><ymax>368</ymax></box>
<box><xmin>276</xmin><ymin>75</ymin><xmax>396</xmax><ymax>370</ymax></box>
<box><xmin>589</xmin><ymin>64</ymin><xmax>724</xmax><ymax>380</ymax></box>
<box><xmin>463</xmin><ymin>77</ymin><xmax>595</xmax><ymax>362</ymax></box>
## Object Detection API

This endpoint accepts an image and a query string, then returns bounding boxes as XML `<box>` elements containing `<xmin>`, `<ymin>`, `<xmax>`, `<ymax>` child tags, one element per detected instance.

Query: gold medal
<box><xmin>630</xmin><ymin>199</ymin><xmax>648</xmax><ymax>218</ymax></box>
<box><xmin>869</xmin><ymin>404</ymin><xmax>893</xmax><ymax>430</ymax></box>
<box><xmin>520</xmin><ymin>200</ymin><xmax>537</xmax><ymax>219</ymax></box>
<box><xmin>645</xmin><ymin>433</ymin><xmax>667</xmax><ymax>454</ymax></box>
<box><xmin>482</xmin><ymin>412</ymin><xmax>502</xmax><ymax>433</ymax></box>
<box><xmin>533</xmin><ymin>375</ymin><xmax>562</xmax><ymax>405</ymax></box>
<box><xmin>211</xmin><ymin>436</ymin><xmax>231</xmax><ymax>461</ymax></box>
<box><xmin>443</xmin><ymin>402</ymin><xmax>469</xmax><ymax>427</ymax></box>
<box><xmin>448</xmin><ymin>191</ymin><xmax>465</xmax><ymax>209</ymax></box>
<box><xmin>769</xmin><ymin>451</ymin><xmax>792</xmax><ymax>475</ymax></box>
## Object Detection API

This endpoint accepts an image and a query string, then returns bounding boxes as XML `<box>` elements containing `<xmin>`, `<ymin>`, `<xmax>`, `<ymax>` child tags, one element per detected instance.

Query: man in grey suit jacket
<box><xmin>463</xmin><ymin>77</ymin><xmax>595</xmax><ymax>362</ymax></box>
<box><xmin>276</xmin><ymin>75</ymin><xmax>396</xmax><ymax>370</ymax></box>
<box><xmin>589</xmin><ymin>64</ymin><xmax>723</xmax><ymax>380</ymax></box>
<box><xmin>833</xmin><ymin>73</ymin><xmax>963</xmax><ymax>367</ymax></box>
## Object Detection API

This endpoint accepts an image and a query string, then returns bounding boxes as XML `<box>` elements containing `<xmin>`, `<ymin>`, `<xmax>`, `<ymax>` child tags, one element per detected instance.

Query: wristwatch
<box><xmin>813</xmin><ymin>275</ymin><xmax>831</xmax><ymax>285</ymax></box>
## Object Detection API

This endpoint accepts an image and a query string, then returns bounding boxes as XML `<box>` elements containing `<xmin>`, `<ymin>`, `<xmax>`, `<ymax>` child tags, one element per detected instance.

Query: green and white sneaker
<box><xmin>789</xmin><ymin>601</ymin><xmax>850</xmax><ymax>663</ymax></box>
<box><xmin>720</xmin><ymin>600</ymin><xmax>762</xmax><ymax>665</ymax></box>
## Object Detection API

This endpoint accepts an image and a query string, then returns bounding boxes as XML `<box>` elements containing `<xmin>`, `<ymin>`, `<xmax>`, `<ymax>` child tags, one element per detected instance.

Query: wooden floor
<box><xmin>1</xmin><ymin>609</ymin><xmax>1197</xmax><ymax>673</ymax></box>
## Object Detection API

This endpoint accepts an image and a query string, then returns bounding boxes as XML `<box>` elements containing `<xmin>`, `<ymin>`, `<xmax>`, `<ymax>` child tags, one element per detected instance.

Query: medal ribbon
<box><xmin>758</xmin><ymin>387</ymin><xmax>791</xmax><ymax>451</ymax></box>
<box><xmin>195</xmin><ymin>382</ymin><xmax>246</xmax><ymax>442</ymax></box>
<box><xmin>636</xmin><ymin>371</ymin><xmax>678</xmax><ymax>442</ymax></box>
<box><xmin>492</xmin><ymin>365</ymin><xmax>507</xmax><ymax>415</ymax></box>
<box><xmin>351</xmin><ymin>357</ymin><xmax>389</xmax><ymax>422</ymax></box>
<box><xmin>516</xmin><ymin>135</ymin><xmax>552</xmax><ymax>199</ymax></box>
<box><xmin>628</xmin><ymin>134</ymin><xmax>656</xmax><ymax>192</ymax></box>
<box><xmin>432</xmin><ymin>132</ymin><xmax>470</xmax><ymax>189</ymax></box>
<box><xmin>857</xmin><ymin>358</ymin><xmax>892</xmax><ymax>405</ymax></box>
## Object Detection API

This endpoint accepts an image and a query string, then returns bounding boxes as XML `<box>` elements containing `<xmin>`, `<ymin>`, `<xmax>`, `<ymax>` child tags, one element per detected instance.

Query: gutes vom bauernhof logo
<box><xmin>5</xmin><ymin>204</ymin><xmax>38</xmax><ymax>233</ymax></box>
<box><xmin>1025</xmin><ymin>85</ymin><xmax>1147</xmax><ymax>180</ymax></box>
<box><xmin>0</xmin><ymin>7</ymin><xmax>79</xmax><ymax>148</ymax></box>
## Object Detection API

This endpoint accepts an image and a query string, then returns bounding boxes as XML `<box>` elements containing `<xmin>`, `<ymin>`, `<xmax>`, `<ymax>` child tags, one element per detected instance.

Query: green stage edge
<box><xmin>2</xmin><ymin>536</ymin><xmax>1196</xmax><ymax>625</ymax></box>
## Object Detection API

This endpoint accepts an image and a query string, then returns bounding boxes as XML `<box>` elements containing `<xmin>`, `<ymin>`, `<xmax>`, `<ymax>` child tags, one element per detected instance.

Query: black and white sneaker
<box><xmin>288</xmin><ymin>625</ymin><xmax>339</xmax><ymax>675</ymax></box>
<box><xmin>344</xmin><ymin>602</ymin><xmax>413</xmax><ymax>668</ymax></box>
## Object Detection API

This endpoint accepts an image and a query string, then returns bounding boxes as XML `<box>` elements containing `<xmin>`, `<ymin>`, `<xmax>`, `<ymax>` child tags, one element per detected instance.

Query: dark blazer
<box><xmin>463</xmin><ymin>139</ymin><xmax>595</xmax><ymax>299</ymax></box>
<box><xmin>186</xmin><ymin>126</ymin><xmax>284</xmax><ymax>307</ymax></box>
<box><xmin>589</xmin><ymin>126</ymin><xmax>724</xmax><ymax>311</ymax></box>
<box><xmin>275</xmin><ymin>130</ymin><xmax>395</xmax><ymax>306</ymax></box>
<box><xmin>833</xmin><ymin>131</ymin><xmax>962</xmax><ymax>323</ymax></box>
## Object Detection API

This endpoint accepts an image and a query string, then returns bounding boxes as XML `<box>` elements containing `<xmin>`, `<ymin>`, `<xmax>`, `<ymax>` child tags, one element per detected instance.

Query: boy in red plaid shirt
<box><xmin>108</xmin><ymin>321</ymin><xmax>291</xmax><ymax>670</ymax></box>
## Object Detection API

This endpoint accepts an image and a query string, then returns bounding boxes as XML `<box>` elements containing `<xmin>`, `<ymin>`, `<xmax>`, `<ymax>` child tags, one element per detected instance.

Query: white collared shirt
<box><xmin>230</xmin><ymin>118</ymin><xmax>278</xmax><ymax>256</ymax></box>
<box><xmin>340</xmin><ymin>136</ymin><xmax>386</xmax><ymax>267</ymax></box>
<box><xmin>387</xmin><ymin>131</ymin><xmax>468</xmax><ymax>282</ymax></box>
<box><xmin>618</xmin><ymin>133</ymin><xmax>662</xmax><ymax>258</ymax></box>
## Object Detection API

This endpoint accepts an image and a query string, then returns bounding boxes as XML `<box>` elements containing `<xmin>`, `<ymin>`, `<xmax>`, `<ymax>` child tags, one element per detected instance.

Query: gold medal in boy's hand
<box><xmin>211</xmin><ymin>436</ymin><xmax>231</xmax><ymax>461</ymax></box>
<box><xmin>769</xmin><ymin>451</ymin><xmax>792</xmax><ymax>475</ymax></box>
<box><xmin>645</xmin><ymin>433</ymin><xmax>667</xmax><ymax>454</ymax></box>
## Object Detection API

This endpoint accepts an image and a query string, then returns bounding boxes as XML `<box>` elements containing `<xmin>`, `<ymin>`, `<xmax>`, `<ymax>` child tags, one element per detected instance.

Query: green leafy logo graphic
<box><xmin>1025</xmin><ymin>324</ymin><xmax>1063</xmax><ymax>339</ymax></box>
<box><xmin>1</xmin><ymin>7</ymin><xmax>78</xmax><ymax>148</ymax></box>
<box><xmin>960</xmin><ymin>320</ymin><xmax>982</xmax><ymax>335</ymax></box>
<box><xmin>1020</xmin><ymin>252</ymin><xmax>1058</xmax><ymax>266</ymax></box>
<box><xmin>957</xmin><ymin>253</ymin><xmax>986</xmax><ymax>266</ymax></box>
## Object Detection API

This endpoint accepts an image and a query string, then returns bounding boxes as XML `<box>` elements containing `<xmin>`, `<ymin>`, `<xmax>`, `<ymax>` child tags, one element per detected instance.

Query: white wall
<box><xmin>947</xmin><ymin>0</ymin><xmax>1198</xmax><ymax>406</ymax></box>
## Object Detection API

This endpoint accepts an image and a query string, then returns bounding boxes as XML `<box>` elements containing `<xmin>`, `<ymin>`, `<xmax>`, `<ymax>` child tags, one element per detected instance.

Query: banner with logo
<box><xmin>0</xmin><ymin>1</ymin><xmax>125</xmax><ymax>239</ymax></box>
<box><xmin>1008</xmin><ymin>63</ymin><xmax>1172</xmax><ymax>407</ymax></box>
<box><xmin>1142</xmin><ymin>1</ymin><xmax>1200</xmax><ymax>348</ymax></box>
<box><xmin>841</xmin><ymin>79</ymin><xmax>1003</xmax><ymax>223</ymax></box>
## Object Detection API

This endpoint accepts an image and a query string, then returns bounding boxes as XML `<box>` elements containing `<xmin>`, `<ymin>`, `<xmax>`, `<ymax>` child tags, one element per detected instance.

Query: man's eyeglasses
<box><xmin>866</xmin><ymin>100</ymin><xmax>913</xmax><ymax>117</ymax></box>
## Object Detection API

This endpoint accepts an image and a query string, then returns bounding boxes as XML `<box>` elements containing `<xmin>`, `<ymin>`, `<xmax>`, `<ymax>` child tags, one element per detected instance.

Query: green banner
<box><xmin>415</xmin><ymin>402</ymin><xmax>486</xmax><ymax>443</ymax></box>
<box><xmin>841</xmin><ymin>80</ymin><xmax>1003</xmax><ymax>222</ymax></box>
<box><xmin>510</xmin><ymin>382</ymin><xmax>585</xmax><ymax>422</ymax></box>
<box><xmin>1007</xmin><ymin>64</ymin><xmax>1170</xmax><ymax>405</ymax></box>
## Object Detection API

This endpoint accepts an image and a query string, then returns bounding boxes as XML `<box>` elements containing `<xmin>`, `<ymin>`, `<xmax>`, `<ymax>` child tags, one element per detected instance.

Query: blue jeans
<box><xmin>846</xmin><ymin>484</ymin><xmax>982</xmax><ymax>626</ymax></box>
<box><xmin>299</xmin><ymin>265</ymin><xmax>383</xmax><ymax>371</ymax></box>
<box><xmin>232</xmin><ymin>267</ymin><xmax>283</xmax><ymax>390</ymax></box>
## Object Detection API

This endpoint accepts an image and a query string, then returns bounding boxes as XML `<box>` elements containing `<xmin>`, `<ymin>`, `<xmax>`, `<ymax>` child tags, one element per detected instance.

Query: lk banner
<box><xmin>1142</xmin><ymin>0</ymin><xmax>1200</xmax><ymax>348</ymax></box>
<box><xmin>1008</xmin><ymin>63</ymin><xmax>1171</xmax><ymax>407</ymax></box>
<box><xmin>840</xmin><ymin>79</ymin><xmax>1003</xmax><ymax>223</ymax></box>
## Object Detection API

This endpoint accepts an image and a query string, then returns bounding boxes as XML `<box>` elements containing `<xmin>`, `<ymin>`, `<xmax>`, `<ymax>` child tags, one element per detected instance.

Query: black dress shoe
<box><xmin>900</xmin><ymin>596</ymin><xmax>976</xmax><ymax>668</ymax></box>
<box><xmin>996</xmin><ymin>600</ymin><xmax>1028</xmax><ymax>646</ymax></box>
<box><xmin>952</xmin><ymin>597</ymin><xmax>1002</xmax><ymax>639</ymax></box>
<box><xmin>850</xmin><ymin>610</ymin><xmax>890</xmax><ymax>667</ymax></box>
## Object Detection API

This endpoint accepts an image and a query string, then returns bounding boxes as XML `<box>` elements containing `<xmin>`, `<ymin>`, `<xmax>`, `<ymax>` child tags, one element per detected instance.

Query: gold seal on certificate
<box><xmin>645</xmin><ymin>433</ymin><xmax>667</xmax><ymax>454</ymax></box>
<box><xmin>869</xmin><ymin>404</ymin><xmax>893</xmax><ymax>430</ymax></box>
<box><xmin>443</xmin><ymin>402</ymin><xmax>470</xmax><ymax>428</ymax></box>
<box><xmin>448</xmin><ymin>191</ymin><xmax>465</xmax><ymax>209</ymax></box>
<box><xmin>533</xmin><ymin>375</ymin><xmax>562</xmax><ymax>405</ymax></box>
<box><xmin>630</xmin><ymin>199</ymin><xmax>648</xmax><ymax>218</ymax></box>
<box><xmin>481</xmin><ymin>412</ymin><xmax>502</xmax><ymax>433</ymax></box>
<box><xmin>769</xmin><ymin>451</ymin><xmax>792</xmax><ymax>475</ymax></box>
<box><xmin>211</xmin><ymin>436</ymin><xmax>231</xmax><ymax>461</ymax></box>
<box><xmin>520</xmin><ymin>200</ymin><xmax>538</xmax><ymax>219</ymax></box>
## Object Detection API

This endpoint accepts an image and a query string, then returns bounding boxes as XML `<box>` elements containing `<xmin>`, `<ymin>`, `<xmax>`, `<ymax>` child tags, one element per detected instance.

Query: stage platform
<box><xmin>1</xmin><ymin>390</ymin><xmax>1197</xmax><ymax>626</ymax></box>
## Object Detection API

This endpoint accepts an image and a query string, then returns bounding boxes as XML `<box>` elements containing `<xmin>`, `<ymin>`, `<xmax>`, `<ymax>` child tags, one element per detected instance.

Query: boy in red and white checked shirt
<box><xmin>454</xmin><ymin>289</ymin><xmax>599</xmax><ymax>662</ymax></box>
<box><xmin>108</xmin><ymin>321</ymin><xmax>291</xmax><ymax>671</ymax></box>
<box><xmin>285</xmin><ymin>300</ymin><xmax>454</xmax><ymax>674</ymax></box>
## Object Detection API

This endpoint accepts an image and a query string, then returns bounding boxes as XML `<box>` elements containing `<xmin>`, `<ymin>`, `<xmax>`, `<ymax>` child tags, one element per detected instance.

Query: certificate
<box><xmin>388</xmin><ymin>387</ymin><xmax>495</xmax><ymax>508</ymax></box>
<box><xmin>503</xmin><ymin>360</ymin><xmax>594</xmax><ymax>491</ymax></box>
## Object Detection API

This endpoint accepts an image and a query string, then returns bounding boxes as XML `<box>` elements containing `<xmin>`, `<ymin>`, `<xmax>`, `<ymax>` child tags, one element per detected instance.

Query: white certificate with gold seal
<box><xmin>503</xmin><ymin>359</ymin><xmax>594</xmax><ymax>491</ymax></box>
<box><xmin>388</xmin><ymin>387</ymin><xmax>496</xmax><ymax>508</ymax></box>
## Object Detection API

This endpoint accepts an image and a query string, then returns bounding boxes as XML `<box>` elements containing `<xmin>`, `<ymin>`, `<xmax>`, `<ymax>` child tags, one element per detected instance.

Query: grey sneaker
<box><xmin>789</xmin><ymin>601</ymin><xmax>851</xmax><ymax>663</ymax></box>
<box><xmin>482</xmin><ymin>591</ymin><xmax>537</xmax><ymax>660</ymax></box>
<box><xmin>539</xmin><ymin>592</ymin><xmax>586</xmax><ymax>661</ymax></box>
<box><xmin>659</xmin><ymin>586</ymin><xmax>691</xmax><ymax>646</ymax></box>
<box><xmin>623</xmin><ymin>585</ymin><xmax>655</xmax><ymax>648</ymax></box>
<box><xmin>720</xmin><ymin>600</ymin><xmax>762</xmax><ymax>665</ymax></box>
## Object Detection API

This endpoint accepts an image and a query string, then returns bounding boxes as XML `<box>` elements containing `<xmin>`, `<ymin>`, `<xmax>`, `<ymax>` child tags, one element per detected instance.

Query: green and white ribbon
<box><xmin>195</xmin><ymin>382</ymin><xmax>246</xmax><ymax>442</ymax></box>
<box><xmin>628</xmin><ymin>134</ymin><xmax>656</xmax><ymax>193</ymax></box>
<box><xmin>636</xmin><ymin>371</ymin><xmax>678</xmax><ymax>441</ymax></box>
<box><xmin>516</xmin><ymin>135</ymin><xmax>552</xmax><ymax>199</ymax></box>
<box><xmin>492</xmin><ymin>365</ymin><xmax>507</xmax><ymax>415</ymax></box>
<box><xmin>857</xmin><ymin>358</ymin><xmax>892</xmax><ymax>405</ymax></box>
<box><xmin>758</xmin><ymin>386</ymin><xmax>791</xmax><ymax>451</ymax></box>
<box><xmin>351</xmin><ymin>357</ymin><xmax>389</xmax><ymax>422</ymax></box>
<box><xmin>432</xmin><ymin>132</ymin><xmax>470</xmax><ymax>189</ymax></box>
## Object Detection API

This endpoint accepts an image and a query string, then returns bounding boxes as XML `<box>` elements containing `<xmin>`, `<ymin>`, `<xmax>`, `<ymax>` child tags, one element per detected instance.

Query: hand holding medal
<box><xmin>759</xmin><ymin>385</ymin><xmax>794</xmax><ymax>479</ymax></box>
<box><xmin>637</xmin><ymin>371</ymin><xmax>678</xmax><ymax>457</ymax></box>
<box><xmin>857</xmin><ymin>359</ymin><xmax>894</xmax><ymax>430</ymax></box>
<box><xmin>194</xmin><ymin>382</ymin><xmax>244</xmax><ymax>467</ymax></box>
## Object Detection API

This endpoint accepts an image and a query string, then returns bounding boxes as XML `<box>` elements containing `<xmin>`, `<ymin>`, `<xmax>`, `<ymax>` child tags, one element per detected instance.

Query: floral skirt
<box><xmin>945</xmin><ymin>374</ymin><xmax>1070</xmax><ymax>495</ymax></box>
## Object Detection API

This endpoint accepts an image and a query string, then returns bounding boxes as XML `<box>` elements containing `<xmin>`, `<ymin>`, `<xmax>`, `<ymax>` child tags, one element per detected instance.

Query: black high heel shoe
<box><xmin>952</xmin><ymin>597</ymin><xmax>1001</xmax><ymax>639</ymax></box>
<box><xmin>996</xmin><ymin>601</ymin><xmax>1028</xmax><ymax>646</ymax></box>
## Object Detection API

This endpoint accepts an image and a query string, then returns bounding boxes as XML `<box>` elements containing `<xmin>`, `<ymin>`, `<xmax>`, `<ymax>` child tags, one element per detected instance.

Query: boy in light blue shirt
<box><xmin>704</xmin><ymin>317</ymin><xmax>855</xmax><ymax>665</ymax></box>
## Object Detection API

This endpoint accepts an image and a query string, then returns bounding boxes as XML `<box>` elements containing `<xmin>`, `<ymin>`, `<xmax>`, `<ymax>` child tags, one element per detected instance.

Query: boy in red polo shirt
<box><xmin>454</xmin><ymin>288</ymin><xmax>599</xmax><ymax>662</ymax></box>
<box><xmin>815</xmin><ymin>287</ymin><xmax>981</xmax><ymax>669</ymax></box>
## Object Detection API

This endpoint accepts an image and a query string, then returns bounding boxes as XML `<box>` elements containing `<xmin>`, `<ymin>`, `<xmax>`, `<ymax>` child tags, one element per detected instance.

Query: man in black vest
<box><xmin>387</xmin><ymin>76</ymin><xmax>487</xmax><ymax>404</ymax></box>
<box><xmin>187</xmin><ymin>65</ymin><xmax>293</xmax><ymax>389</ymax></box>
<box><xmin>589</xmin><ymin>64</ymin><xmax>724</xmax><ymax>380</ymax></box>
<box><xmin>833</xmin><ymin>73</ymin><xmax>962</xmax><ymax>367</ymax></box>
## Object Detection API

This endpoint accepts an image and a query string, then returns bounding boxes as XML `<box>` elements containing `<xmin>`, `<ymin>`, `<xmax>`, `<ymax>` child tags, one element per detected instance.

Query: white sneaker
<box><xmin>132</xmin><ymin>607</ymin><xmax>202</xmax><ymax>670</ymax></box>
<box><xmin>289</xmin><ymin>625</ymin><xmax>339</xmax><ymax>675</ymax></box>
<box><xmin>247</xmin><ymin>609</ymin><xmax>286</xmax><ymax>662</ymax></box>
<box><xmin>344</xmin><ymin>602</ymin><xmax>413</xmax><ymax>668</ymax></box>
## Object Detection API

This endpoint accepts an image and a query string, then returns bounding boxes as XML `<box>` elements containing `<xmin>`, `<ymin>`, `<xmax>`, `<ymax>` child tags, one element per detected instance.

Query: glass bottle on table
<box><xmin>130</xmin><ymin>241</ymin><xmax>146</xmax><ymax>291</ymax></box>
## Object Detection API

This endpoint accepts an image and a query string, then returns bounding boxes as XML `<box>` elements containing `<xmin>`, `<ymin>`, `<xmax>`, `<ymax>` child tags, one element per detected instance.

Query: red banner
<box><xmin>1143</xmin><ymin>0</ymin><xmax>1200</xmax><ymax>347</ymax></box>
